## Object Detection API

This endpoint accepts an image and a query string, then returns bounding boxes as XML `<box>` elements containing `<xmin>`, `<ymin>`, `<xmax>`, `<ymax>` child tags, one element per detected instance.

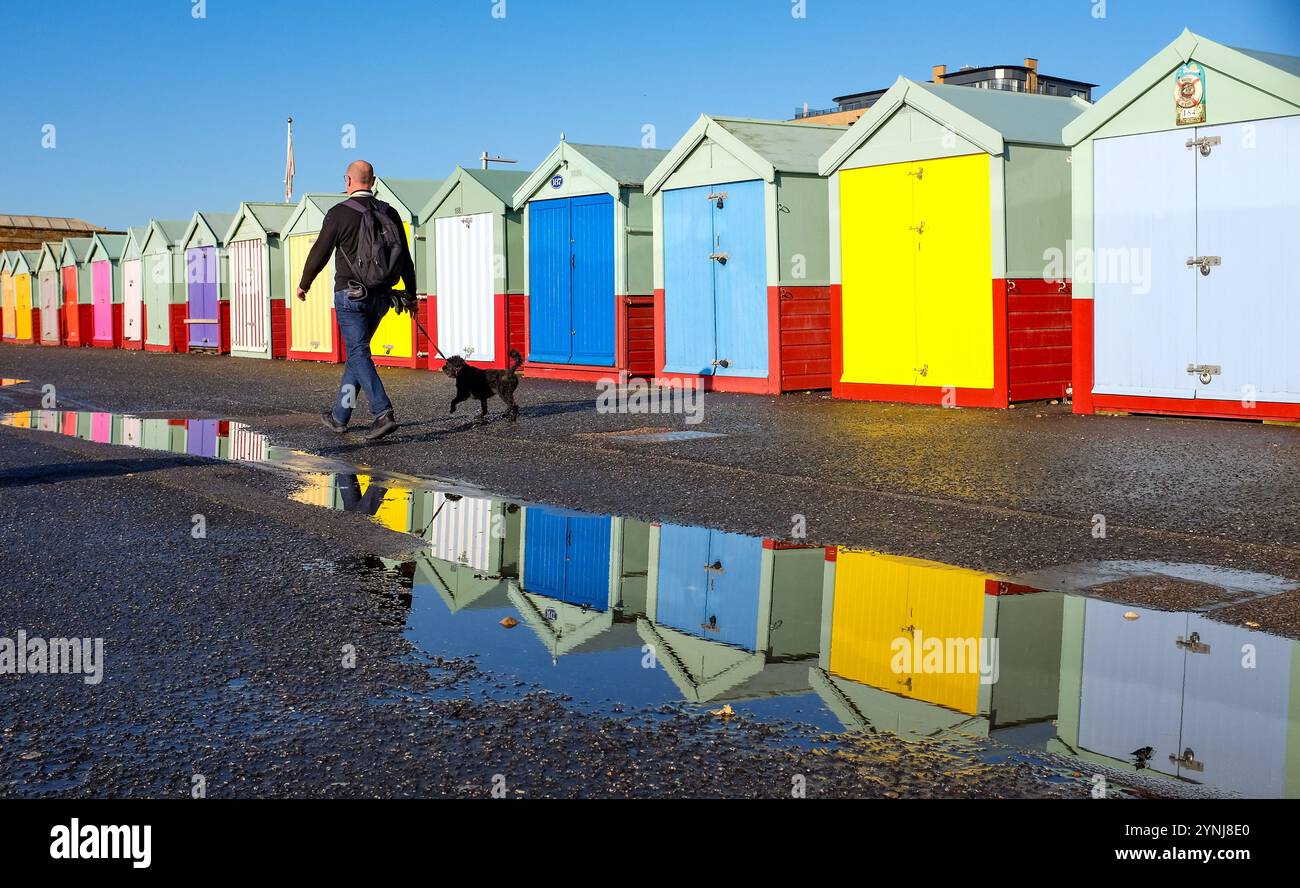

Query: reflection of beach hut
<box><xmin>419</xmin><ymin>167</ymin><xmax>532</xmax><ymax>371</ymax></box>
<box><xmin>119</xmin><ymin>228</ymin><xmax>147</xmax><ymax>349</ymax></box>
<box><xmin>180</xmin><ymin>211</ymin><xmax>236</xmax><ymax>352</ymax></box>
<box><xmin>330</xmin><ymin>475</ymin><xmax>413</xmax><ymax>533</ymax></box>
<box><xmin>819</xmin><ymin>81</ymin><xmax>1086</xmax><ymax>406</ymax></box>
<box><xmin>410</xmin><ymin>492</ymin><xmax>522</xmax><ymax>612</ymax></box>
<box><xmin>812</xmin><ymin>549</ymin><xmax>1062</xmax><ymax>736</ymax></box>
<box><xmin>85</xmin><ymin>232</ymin><xmax>130</xmax><ymax>348</ymax></box>
<box><xmin>283</xmin><ymin>194</ymin><xmax>347</xmax><ymax>362</ymax></box>
<box><xmin>370</xmin><ymin>177</ymin><xmax>441</xmax><ymax>368</ymax></box>
<box><xmin>36</xmin><ymin>243</ymin><xmax>62</xmax><ymax>346</ymax></box>
<box><xmin>1053</xmin><ymin>597</ymin><xmax>1300</xmax><ymax>797</ymax></box>
<box><xmin>58</xmin><ymin>237</ymin><xmax>95</xmax><ymax>347</ymax></box>
<box><xmin>223</xmin><ymin>202</ymin><xmax>295</xmax><ymax>360</ymax></box>
<box><xmin>139</xmin><ymin>220</ymin><xmax>190</xmax><ymax>352</ymax></box>
<box><xmin>1066</xmin><ymin>30</ymin><xmax>1300</xmax><ymax>421</ymax></box>
<box><xmin>512</xmin><ymin>142</ymin><xmax>668</xmax><ymax>380</ymax></box>
<box><xmin>644</xmin><ymin>116</ymin><xmax>845</xmax><ymax>394</ymax></box>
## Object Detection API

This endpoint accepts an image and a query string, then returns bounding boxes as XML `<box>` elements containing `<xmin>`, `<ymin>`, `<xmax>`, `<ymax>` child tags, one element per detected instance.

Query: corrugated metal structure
<box><xmin>1053</xmin><ymin>596</ymin><xmax>1300</xmax><ymax>797</ymax></box>
<box><xmin>819</xmin><ymin>79</ymin><xmax>1087</xmax><ymax>407</ymax></box>
<box><xmin>283</xmin><ymin>194</ymin><xmax>347</xmax><ymax>363</ymax></box>
<box><xmin>85</xmin><ymin>232</ymin><xmax>129</xmax><ymax>349</ymax></box>
<box><xmin>812</xmin><ymin>549</ymin><xmax>1062</xmax><ymax>734</ymax></box>
<box><xmin>180</xmin><ymin>211</ymin><xmax>236</xmax><ymax>352</ymax></box>
<box><xmin>512</xmin><ymin>142</ymin><xmax>669</xmax><ymax>380</ymax></box>
<box><xmin>0</xmin><ymin>252</ymin><xmax>16</xmax><ymax>342</ymax></box>
<box><xmin>371</xmin><ymin>177</ymin><xmax>442</xmax><ymax>368</ymax></box>
<box><xmin>1065</xmin><ymin>30</ymin><xmax>1300</xmax><ymax>421</ymax></box>
<box><xmin>138</xmin><ymin>219</ymin><xmax>189</xmax><ymax>352</ymax></box>
<box><xmin>119</xmin><ymin>227</ymin><xmax>147</xmax><ymax>350</ymax></box>
<box><xmin>36</xmin><ymin>243</ymin><xmax>62</xmax><ymax>346</ymax></box>
<box><xmin>58</xmin><ymin>237</ymin><xmax>95</xmax><ymax>347</ymax></box>
<box><xmin>419</xmin><ymin>167</ymin><xmax>532</xmax><ymax>371</ymax></box>
<box><xmin>222</xmin><ymin>202</ymin><xmax>294</xmax><ymax>360</ymax></box>
<box><xmin>644</xmin><ymin>116</ymin><xmax>845</xmax><ymax>394</ymax></box>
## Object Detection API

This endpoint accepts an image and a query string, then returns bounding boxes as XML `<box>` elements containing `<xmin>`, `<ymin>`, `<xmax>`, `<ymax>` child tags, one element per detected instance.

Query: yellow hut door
<box><xmin>288</xmin><ymin>234</ymin><xmax>334</xmax><ymax>356</ymax></box>
<box><xmin>911</xmin><ymin>154</ymin><xmax>993</xmax><ymax>390</ymax></box>
<box><xmin>370</xmin><ymin>221</ymin><xmax>414</xmax><ymax>361</ymax></box>
<box><xmin>903</xmin><ymin>562</ymin><xmax>987</xmax><ymax>715</ymax></box>
<box><xmin>15</xmin><ymin>275</ymin><xmax>33</xmax><ymax>341</ymax></box>
<box><xmin>840</xmin><ymin>162</ymin><xmax>919</xmax><ymax>386</ymax></box>
<box><xmin>828</xmin><ymin>550</ymin><xmax>915</xmax><ymax>693</ymax></box>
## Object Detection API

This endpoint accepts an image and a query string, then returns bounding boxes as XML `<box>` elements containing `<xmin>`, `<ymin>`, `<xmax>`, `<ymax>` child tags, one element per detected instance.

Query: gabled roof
<box><xmin>512</xmin><ymin>142</ymin><xmax>669</xmax><ymax>207</ymax></box>
<box><xmin>374</xmin><ymin>177</ymin><xmax>444</xmax><ymax>221</ymax></box>
<box><xmin>820</xmin><ymin>76</ymin><xmax>1088</xmax><ymax>175</ymax></box>
<box><xmin>85</xmin><ymin>232</ymin><xmax>129</xmax><ymax>263</ymax></box>
<box><xmin>221</xmin><ymin>202</ymin><xmax>295</xmax><ymax>243</ymax></box>
<box><xmin>127</xmin><ymin>226</ymin><xmax>149</xmax><ymax>251</ymax></box>
<box><xmin>419</xmin><ymin>167</ymin><xmax>533</xmax><ymax>221</ymax></box>
<box><xmin>1064</xmin><ymin>29</ymin><xmax>1300</xmax><ymax>145</ymax></box>
<box><xmin>0</xmin><ymin>251</ymin><xmax>12</xmax><ymax>272</ymax></box>
<box><xmin>282</xmin><ymin>193</ymin><xmax>349</xmax><ymax>236</ymax></box>
<box><xmin>14</xmin><ymin>250</ymin><xmax>40</xmax><ymax>274</ymax></box>
<box><xmin>0</xmin><ymin>214</ymin><xmax>101</xmax><ymax>233</ymax></box>
<box><xmin>37</xmin><ymin>241</ymin><xmax>61</xmax><ymax>271</ymax></box>
<box><xmin>59</xmin><ymin>236</ymin><xmax>94</xmax><ymax>265</ymax></box>
<box><xmin>181</xmin><ymin>210</ymin><xmax>237</xmax><ymax>249</ymax></box>
<box><xmin>139</xmin><ymin>219</ymin><xmax>190</xmax><ymax>255</ymax></box>
<box><xmin>645</xmin><ymin>114</ymin><xmax>847</xmax><ymax>195</ymax></box>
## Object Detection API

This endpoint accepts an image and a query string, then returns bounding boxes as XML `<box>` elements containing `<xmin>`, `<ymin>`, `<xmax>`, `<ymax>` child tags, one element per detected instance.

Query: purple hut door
<box><xmin>186</xmin><ymin>420</ymin><xmax>219</xmax><ymax>458</ymax></box>
<box><xmin>187</xmin><ymin>246</ymin><xmax>219</xmax><ymax>348</ymax></box>
<box><xmin>92</xmin><ymin>260</ymin><xmax>112</xmax><ymax>343</ymax></box>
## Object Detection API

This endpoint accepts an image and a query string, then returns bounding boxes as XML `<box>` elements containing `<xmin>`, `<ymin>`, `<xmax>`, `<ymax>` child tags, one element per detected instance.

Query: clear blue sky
<box><xmin>6</xmin><ymin>0</ymin><xmax>1298</xmax><ymax>230</ymax></box>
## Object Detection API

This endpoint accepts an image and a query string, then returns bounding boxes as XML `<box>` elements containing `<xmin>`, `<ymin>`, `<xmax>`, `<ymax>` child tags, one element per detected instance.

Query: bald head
<box><xmin>345</xmin><ymin>160</ymin><xmax>375</xmax><ymax>193</ymax></box>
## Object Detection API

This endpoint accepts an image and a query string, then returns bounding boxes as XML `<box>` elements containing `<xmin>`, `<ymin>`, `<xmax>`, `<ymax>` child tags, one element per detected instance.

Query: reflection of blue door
<box><xmin>185</xmin><ymin>419</ymin><xmax>218</xmax><ymax>458</ymax></box>
<box><xmin>524</xmin><ymin>508</ymin><xmax>612</xmax><ymax>610</ymax></box>
<box><xmin>662</xmin><ymin>180</ymin><xmax>768</xmax><ymax>378</ymax></box>
<box><xmin>656</xmin><ymin>524</ymin><xmax>763</xmax><ymax>649</ymax></box>
<box><xmin>527</xmin><ymin>194</ymin><xmax>615</xmax><ymax>366</ymax></box>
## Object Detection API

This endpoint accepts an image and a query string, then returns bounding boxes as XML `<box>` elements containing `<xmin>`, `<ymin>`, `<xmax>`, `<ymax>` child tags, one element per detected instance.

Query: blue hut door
<box><xmin>527</xmin><ymin>194</ymin><xmax>615</xmax><ymax>366</ymax></box>
<box><xmin>187</xmin><ymin>246</ymin><xmax>220</xmax><ymax>349</ymax></box>
<box><xmin>655</xmin><ymin>524</ymin><xmax>712</xmax><ymax>631</ymax></box>
<box><xmin>655</xmin><ymin>525</ymin><xmax>762</xmax><ymax>648</ymax></box>
<box><xmin>663</xmin><ymin>185</ymin><xmax>718</xmax><ymax>375</ymax></box>
<box><xmin>524</xmin><ymin>508</ymin><xmax>611</xmax><ymax>610</ymax></box>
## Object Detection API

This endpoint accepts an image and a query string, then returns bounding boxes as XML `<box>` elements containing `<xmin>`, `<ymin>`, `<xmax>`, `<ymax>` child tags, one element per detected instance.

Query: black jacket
<box><xmin>297</xmin><ymin>191</ymin><xmax>417</xmax><ymax>297</ymax></box>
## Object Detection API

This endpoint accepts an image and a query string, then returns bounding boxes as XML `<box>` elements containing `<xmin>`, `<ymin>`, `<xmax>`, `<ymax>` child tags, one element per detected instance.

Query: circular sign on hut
<box><xmin>1174</xmin><ymin>62</ymin><xmax>1206</xmax><ymax>126</ymax></box>
<box><xmin>550</xmin><ymin>175</ymin><xmax>564</xmax><ymax>189</ymax></box>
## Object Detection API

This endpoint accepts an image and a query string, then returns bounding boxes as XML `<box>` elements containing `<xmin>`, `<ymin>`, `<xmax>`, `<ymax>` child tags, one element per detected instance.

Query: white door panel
<box><xmin>434</xmin><ymin>213</ymin><xmax>495</xmax><ymax>362</ymax></box>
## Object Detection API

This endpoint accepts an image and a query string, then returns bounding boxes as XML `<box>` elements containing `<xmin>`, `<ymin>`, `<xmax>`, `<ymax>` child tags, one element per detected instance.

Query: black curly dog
<box><xmin>442</xmin><ymin>349</ymin><xmax>523</xmax><ymax>422</ymax></box>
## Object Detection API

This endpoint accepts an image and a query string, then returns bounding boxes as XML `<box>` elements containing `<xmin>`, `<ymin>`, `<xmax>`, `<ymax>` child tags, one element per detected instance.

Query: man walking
<box><xmin>297</xmin><ymin>159</ymin><xmax>416</xmax><ymax>441</ymax></box>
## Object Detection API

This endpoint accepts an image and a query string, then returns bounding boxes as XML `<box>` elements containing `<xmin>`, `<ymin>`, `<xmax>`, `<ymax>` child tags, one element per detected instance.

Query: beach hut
<box><xmin>1053</xmin><ymin>595</ymin><xmax>1299</xmax><ymax>797</ymax></box>
<box><xmin>179</xmin><ymin>211</ymin><xmax>236</xmax><ymax>352</ymax></box>
<box><xmin>223</xmin><ymin>202</ymin><xmax>295</xmax><ymax>360</ymax></box>
<box><xmin>818</xmin><ymin>80</ymin><xmax>1088</xmax><ymax>407</ymax></box>
<box><xmin>9</xmin><ymin>251</ymin><xmax>39</xmax><ymax>344</ymax></box>
<box><xmin>0</xmin><ymin>252</ymin><xmax>15</xmax><ymax>342</ymax></box>
<box><xmin>120</xmin><ymin>227</ymin><xmax>148</xmax><ymax>350</ymax></box>
<box><xmin>283</xmin><ymin>193</ymin><xmax>347</xmax><ymax>363</ymax></box>
<box><xmin>511</xmin><ymin>142</ymin><xmax>669</xmax><ymax>380</ymax></box>
<box><xmin>643</xmin><ymin>116</ymin><xmax>844</xmax><ymax>394</ymax></box>
<box><xmin>418</xmin><ymin>167</ymin><xmax>531</xmax><ymax>371</ymax></box>
<box><xmin>410</xmin><ymin>492</ymin><xmax>522</xmax><ymax>613</ymax></box>
<box><xmin>36</xmin><ymin>242</ymin><xmax>63</xmax><ymax>346</ymax></box>
<box><xmin>138</xmin><ymin>220</ymin><xmax>189</xmax><ymax>352</ymax></box>
<box><xmin>370</xmin><ymin>176</ymin><xmax>441</xmax><ymax>368</ymax></box>
<box><xmin>813</xmin><ymin>549</ymin><xmax>1062</xmax><ymax>735</ymax></box>
<box><xmin>1064</xmin><ymin>30</ymin><xmax>1300</xmax><ymax>421</ymax></box>
<box><xmin>58</xmin><ymin>237</ymin><xmax>95</xmax><ymax>347</ymax></box>
<box><xmin>85</xmin><ymin>232</ymin><xmax>130</xmax><ymax>348</ymax></box>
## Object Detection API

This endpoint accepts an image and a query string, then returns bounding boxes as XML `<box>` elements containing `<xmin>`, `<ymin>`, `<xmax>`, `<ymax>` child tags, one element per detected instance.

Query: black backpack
<box><xmin>340</xmin><ymin>198</ymin><xmax>406</xmax><ymax>293</ymax></box>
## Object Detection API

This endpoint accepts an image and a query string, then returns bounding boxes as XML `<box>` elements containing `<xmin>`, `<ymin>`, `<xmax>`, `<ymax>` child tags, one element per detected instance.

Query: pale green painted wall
<box><xmin>1003</xmin><ymin>144</ymin><xmax>1073</xmax><ymax>279</ymax></box>
<box><xmin>625</xmin><ymin>189</ymin><xmax>654</xmax><ymax>296</ymax></box>
<box><xmin>775</xmin><ymin>172</ymin><xmax>831</xmax><ymax>287</ymax></box>
<box><xmin>843</xmin><ymin>104</ymin><xmax>983</xmax><ymax>169</ymax></box>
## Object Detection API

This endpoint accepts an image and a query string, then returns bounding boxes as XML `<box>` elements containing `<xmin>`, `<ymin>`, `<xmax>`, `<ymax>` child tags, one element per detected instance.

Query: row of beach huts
<box><xmin>2</xmin><ymin>30</ymin><xmax>1298</xmax><ymax>421</ymax></box>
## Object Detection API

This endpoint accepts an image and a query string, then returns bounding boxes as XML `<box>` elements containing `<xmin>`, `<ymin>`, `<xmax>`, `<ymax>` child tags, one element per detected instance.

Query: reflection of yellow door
<box><xmin>1</xmin><ymin>269</ymin><xmax>14</xmax><ymax>338</ymax></box>
<box><xmin>288</xmin><ymin>234</ymin><xmax>334</xmax><ymax>355</ymax></box>
<box><xmin>357</xmin><ymin>474</ymin><xmax>411</xmax><ymax>533</ymax></box>
<box><xmin>370</xmin><ymin>221</ymin><xmax>414</xmax><ymax>360</ymax></box>
<box><xmin>15</xmin><ymin>274</ymin><xmax>33</xmax><ymax>341</ymax></box>
<box><xmin>830</xmin><ymin>549</ymin><xmax>988</xmax><ymax>714</ymax></box>
<box><xmin>841</xmin><ymin>162</ymin><xmax>917</xmax><ymax>385</ymax></box>
<box><xmin>913</xmin><ymin>154</ymin><xmax>992</xmax><ymax>389</ymax></box>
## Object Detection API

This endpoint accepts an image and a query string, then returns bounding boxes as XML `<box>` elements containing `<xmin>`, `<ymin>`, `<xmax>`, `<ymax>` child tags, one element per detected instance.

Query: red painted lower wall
<box><xmin>63</xmin><ymin>301</ymin><xmax>93</xmax><ymax>347</ymax></box>
<box><xmin>1071</xmin><ymin>298</ymin><xmax>1095</xmax><ymax>415</ymax></box>
<box><xmin>522</xmin><ymin>293</ymin><xmax>658</xmax><ymax>383</ymax></box>
<box><xmin>270</xmin><ymin>300</ymin><xmax>287</xmax><ymax>359</ymax></box>
<box><xmin>778</xmin><ymin>285</ymin><xmax>832</xmax><ymax>391</ymax></box>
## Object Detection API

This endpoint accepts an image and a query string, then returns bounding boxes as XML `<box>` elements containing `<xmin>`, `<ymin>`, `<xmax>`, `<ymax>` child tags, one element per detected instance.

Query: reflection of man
<box><xmin>335</xmin><ymin>474</ymin><xmax>387</xmax><ymax>518</ymax></box>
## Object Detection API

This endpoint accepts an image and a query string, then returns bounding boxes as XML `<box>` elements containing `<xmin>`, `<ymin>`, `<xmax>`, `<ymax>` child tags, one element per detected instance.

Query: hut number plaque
<box><xmin>1174</xmin><ymin>62</ymin><xmax>1206</xmax><ymax>126</ymax></box>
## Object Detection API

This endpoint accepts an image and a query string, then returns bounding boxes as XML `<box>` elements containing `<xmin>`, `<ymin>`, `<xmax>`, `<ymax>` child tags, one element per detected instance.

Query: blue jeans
<box><xmin>332</xmin><ymin>291</ymin><xmax>393</xmax><ymax>424</ymax></box>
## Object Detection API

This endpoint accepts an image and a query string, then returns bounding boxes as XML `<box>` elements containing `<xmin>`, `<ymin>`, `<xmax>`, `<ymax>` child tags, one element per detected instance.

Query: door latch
<box><xmin>1186</xmin><ymin>255</ymin><xmax>1221</xmax><ymax>276</ymax></box>
<box><xmin>1175</xmin><ymin>631</ymin><xmax>1211</xmax><ymax>653</ymax></box>
<box><xmin>1185</xmin><ymin>364</ymin><xmax>1222</xmax><ymax>385</ymax></box>
<box><xmin>706</xmin><ymin>192</ymin><xmax>728</xmax><ymax>209</ymax></box>
<box><xmin>1185</xmin><ymin>135</ymin><xmax>1221</xmax><ymax>157</ymax></box>
<box><xmin>704</xmin><ymin>561</ymin><xmax>725</xmax><ymax>574</ymax></box>
<box><xmin>915</xmin><ymin>364</ymin><xmax>929</xmax><ymax>378</ymax></box>
<box><xmin>708</xmin><ymin>252</ymin><xmax>730</xmax><ymax>264</ymax></box>
<box><xmin>909</xmin><ymin>221</ymin><xmax>926</xmax><ymax>235</ymax></box>
<box><xmin>907</xmin><ymin>167</ymin><xmax>924</xmax><ymax>180</ymax></box>
<box><xmin>1169</xmin><ymin>747</ymin><xmax>1205</xmax><ymax>772</ymax></box>
<box><xmin>711</xmin><ymin>358</ymin><xmax>731</xmax><ymax>369</ymax></box>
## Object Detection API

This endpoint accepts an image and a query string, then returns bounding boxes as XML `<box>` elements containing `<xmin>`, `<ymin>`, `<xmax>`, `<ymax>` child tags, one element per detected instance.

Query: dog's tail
<box><xmin>508</xmin><ymin>349</ymin><xmax>524</xmax><ymax>372</ymax></box>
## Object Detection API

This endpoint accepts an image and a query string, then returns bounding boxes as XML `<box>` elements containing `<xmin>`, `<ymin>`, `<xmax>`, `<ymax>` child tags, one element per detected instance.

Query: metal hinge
<box><xmin>915</xmin><ymin>363</ymin><xmax>929</xmax><ymax>378</ymax></box>
<box><xmin>1186</xmin><ymin>364</ymin><xmax>1222</xmax><ymax>385</ymax></box>
<box><xmin>907</xmin><ymin>167</ymin><xmax>924</xmax><ymax>180</ymax></box>
<box><xmin>909</xmin><ymin>221</ymin><xmax>926</xmax><ymax>235</ymax></box>
<box><xmin>1175</xmin><ymin>631</ymin><xmax>1211</xmax><ymax>654</ymax></box>
<box><xmin>1186</xmin><ymin>255</ymin><xmax>1221</xmax><ymax>276</ymax></box>
<box><xmin>1169</xmin><ymin>748</ymin><xmax>1205</xmax><ymax>772</ymax></box>
<box><xmin>1185</xmin><ymin>135</ymin><xmax>1221</xmax><ymax>157</ymax></box>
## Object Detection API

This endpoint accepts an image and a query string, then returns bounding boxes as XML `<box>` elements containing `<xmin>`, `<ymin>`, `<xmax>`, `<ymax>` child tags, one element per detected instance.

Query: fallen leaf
<box><xmin>499</xmin><ymin>617</ymin><xmax>518</xmax><ymax>629</ymax></box>
<box><xmin>709</xmin><ymin>704</ymin><xmax>735</xmax><ymax>720</ymax></box>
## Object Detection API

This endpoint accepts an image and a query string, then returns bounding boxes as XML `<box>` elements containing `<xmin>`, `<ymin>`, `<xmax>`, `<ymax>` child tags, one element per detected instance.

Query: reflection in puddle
<box><xmin>6</xmin><ymin>408</ymin><xmax>1299</xmax><ymax>798</ymax></box>
<box><xmin>0</xmin><ymin>378</ymin><xmax>29</xmax><ymax>387</ymax></box>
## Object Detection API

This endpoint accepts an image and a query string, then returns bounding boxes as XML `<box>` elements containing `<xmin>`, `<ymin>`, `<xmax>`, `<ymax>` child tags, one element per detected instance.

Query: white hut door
<box><xmin>123</xmin><ymin>260</ymin><xmax>143</xmax><ymax>342</ymax></box>
<box><xmin>1092</xmin><ymin>129</ymin><xmax>1197</xmax><ymax>399</ymax></box>
<box><xmin>1193</xmin><ymin>115</ymin><xmax>1300</xmax><ymax>404</ymax></box>
<box><xmin>435</xmin><ymin>213</ymin><xmax>495</xmax><ymax>362</ymax></box>
<box><xmin>230</xmin><ymin>239</ymin><xmax>267</xmax><ymax>353</ymax></box>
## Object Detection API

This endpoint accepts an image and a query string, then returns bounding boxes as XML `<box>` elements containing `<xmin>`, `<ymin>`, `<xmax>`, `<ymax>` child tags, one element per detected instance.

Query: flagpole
<box><xmin>284</xmin><ymin>117</ymin><xmax>295</xmax><ymax>204</ymax></box>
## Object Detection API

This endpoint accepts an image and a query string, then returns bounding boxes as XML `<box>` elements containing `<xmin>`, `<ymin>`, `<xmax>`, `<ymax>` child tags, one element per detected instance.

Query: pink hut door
<box><xmin>92</xmin><ymin>260</ymin><xmax>112</xmax><ymax>342</ymax></box>
<box><xmin>123</xmin><ymin>259</ymin><xmax>143</xmax><ymax>341</ymax></box>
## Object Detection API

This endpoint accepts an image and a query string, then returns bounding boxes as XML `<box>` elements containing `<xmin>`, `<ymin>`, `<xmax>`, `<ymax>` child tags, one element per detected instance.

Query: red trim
<box><xmin>1091</xmin><ymin>394</ymin><xmax>1300</xmax><ymax>423</ymax></box>
<box><xmin>824</xmin><ymin>546</ymin><xmax>838</xmax><ymax>562</ymax></box>
<box><xmin>1071</xmin><ymin>297</ymin><xmax>1095</xmax><ymax>415</ymax></box>
<box><xmin>764</xmin><ymin>540</ymin><xmax>818</xmax><ymax>551</ymax></box>
<box><xmin>92</xmin><ymin>303</ymin><xmax>124</xmax><ymax>349</ymax></box>
<box><xmin>508</xmin><ymin>293</ymin><xmax>526</xmax><ymax>359</ymax></box>
<box><xmin>523</xmin><ymin>363</ymin><xmax>619</xmax><ymax>382</ymax></box>
<box><xmin>626</xmin><ymin>294</ymin><xmax>655</xmax><ymax>377</ymax></box>
<box><xmin>426</xmin><ymin>293</ymin><xmax>515</xmax><ymax>371</ymax></box>
<box><xmin>284</xmin><ymin>300</ymin><xmax>342</xmax><ymax>363</ymax></box>
<box><xmin>778</xmin><ymin>285</ymin><xmax>832</xmax><ymax>391</ymax></box>
<box><xmin>984</xmin><ymin>579</ymin><xmax>1043</xmax><ymax>597</ymax></box>
<box><xmin>653</xmin><ymin>288</ymin><xmax>666</xmax><ymax>381</ymax></box>
<box><xmin>219</xmin><ymin>300</ymin><xmax>230</xmax><ymax>354</ymax></box>
<box><xmin>521</xmin><ymin>293</ymin><xmax>659</xmax><ymax>381</ymax></box>
<box><xmin>269</xmin><ymin>299</ymin><xmax>287</xmax><ymax>359</ymax></box>
<box><xmin>651</xmin><ymin>286</ymin><xmax>788</xmax><ymax>396</ymax></box>
<box><xmin>63</xmin><ymin>300</ymin><xmax>93</xmax><ymax>348</ymax></box>
<box><xmin>425</xmin><ymin>296</ymin><xmax>442</xmax><ymax>371</ymax></box>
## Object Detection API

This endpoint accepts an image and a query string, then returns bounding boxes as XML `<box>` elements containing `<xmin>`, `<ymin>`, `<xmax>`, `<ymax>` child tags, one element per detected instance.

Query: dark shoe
<box><xmin>365</xmin><ymin>410</ymin><xmax>399</xmax><ymax>441</ymax></box>
<box><xmin>321</xmin><ymin>411</ymin><xmax>347</xmax><ymax>433</ymax></box>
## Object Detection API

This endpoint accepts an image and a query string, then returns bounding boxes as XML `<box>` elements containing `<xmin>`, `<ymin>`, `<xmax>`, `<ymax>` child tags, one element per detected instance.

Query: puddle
<box><xmin>5</xmin><ymin>408</ymin><xmax>1299</xmax><ymax>798</ymax></box>
<box><xmin>608</xmin><ymin>430</ymin><xmax>727</xmax><ymax>443</ymax></box>
<box><xmin>0</xmin><ymin>378</ymin><xmax>29</xmax><ymax>387</ymax></box>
